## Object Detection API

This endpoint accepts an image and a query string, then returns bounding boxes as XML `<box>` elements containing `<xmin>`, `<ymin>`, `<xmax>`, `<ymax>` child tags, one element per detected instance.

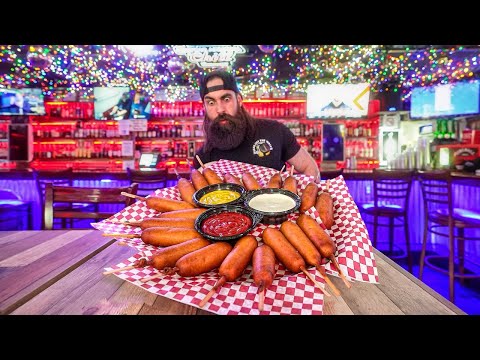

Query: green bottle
<box><xmin>437</xmin><ymin>119</ymin><xmax>444</xmax><ymax>139</ymax></box>
<box><xmin>444</xmin><ymin>119</ymin><xmax>451</xmax><ymax>140</ymax></box>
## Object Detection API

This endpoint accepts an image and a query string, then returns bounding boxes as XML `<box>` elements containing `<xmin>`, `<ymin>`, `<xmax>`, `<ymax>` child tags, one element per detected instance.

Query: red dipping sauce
<box><xmin>201</xmin><ymin>211</ymin><xmax>252</xmax><ymax>237</ymax></box>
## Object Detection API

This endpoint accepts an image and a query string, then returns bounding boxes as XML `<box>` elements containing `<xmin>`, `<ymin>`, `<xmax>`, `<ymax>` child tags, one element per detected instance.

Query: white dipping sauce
<box><xmin>248</xmin><ymin>193</ymin><xmax>296</xmax><ymax>213</ymax></box>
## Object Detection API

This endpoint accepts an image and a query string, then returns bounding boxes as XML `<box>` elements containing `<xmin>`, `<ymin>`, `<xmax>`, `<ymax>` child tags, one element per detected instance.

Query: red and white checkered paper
<box><xmin>95</xmin><ymin>159</ymin><xmax>378</xmax><ymax>315</ymax></box>
<box><xmin>105</xmin><ymin>249</ymin><xmax>324</xmax><ymax>315</ymax></box>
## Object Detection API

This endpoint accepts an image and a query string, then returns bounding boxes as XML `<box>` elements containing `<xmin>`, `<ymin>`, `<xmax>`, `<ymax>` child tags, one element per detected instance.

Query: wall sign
<box><xmin>306</xmin><ymin>83</ymin><xmax>371</xmax><ymax>119</ymax></box>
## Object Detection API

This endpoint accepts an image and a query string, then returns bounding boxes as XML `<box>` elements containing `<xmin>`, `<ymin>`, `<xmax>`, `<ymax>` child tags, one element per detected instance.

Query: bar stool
<box><xmin>126</xmin><ymin>168</ymin><xmax>168</xmax><ymax>197</ymax></box>
<box><xmin>33</xmin><ymin>167</ymin><xmax>93</xmax><ymax>229</ymax></box>
<box><xmin>359</xmin><ymin>169</ymin><xmax>415</xmax><ymax>272</ymax></box>
<box><xmin>0</xmin><ymin>189</ymin><xmax>32</xmax><ymax>230</ymax></box>
<box><xmin>417</xmin><ymin>170</ymin><xmax>480</xmax><ymax>303</ymax></box>
<box><xmin>43</xmin><ymin>183</ymin><xmax>138</xmax><ymax>230</ymax></box>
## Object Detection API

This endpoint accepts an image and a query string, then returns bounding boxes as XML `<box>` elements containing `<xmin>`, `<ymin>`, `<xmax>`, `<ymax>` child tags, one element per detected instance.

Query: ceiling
<box><xmin>1</xmin><ymin>45</ymin><xmax>479</xmax><ymax>95</ymax></box>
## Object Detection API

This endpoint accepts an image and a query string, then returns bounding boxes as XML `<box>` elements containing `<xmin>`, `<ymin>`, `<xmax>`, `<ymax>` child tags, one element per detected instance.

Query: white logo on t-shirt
<box><xmin>252</xmin><ymin>139</ymin><xmax>273</xmax><ymax>158</ymax></box>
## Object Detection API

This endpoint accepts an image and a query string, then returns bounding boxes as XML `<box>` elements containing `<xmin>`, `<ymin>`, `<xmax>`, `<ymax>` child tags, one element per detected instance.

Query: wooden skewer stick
<box><xmin>279</xmin><ymin>165</ymin><xmax>285</xmax><ymax>173</ymax></box>
<box><xmin>198</xmin><ymin>277</ymin><xmax>227</xmax><ymax>308</ymax></box>
<box><xmin>102</xmin><ymin>233</ymin><xmax>140</xmax><ymax>238</ymax></box>
<box><xmin>330</xmin><ymin>256</ymin><xmax>352</xmax><ymax>289</ymax></box>
<box><xmin>121</xmin><ymin>192</ymin><xmax>147</xmax><ymax>201</ymax></box>
<box><xmin>195</xmin><ymin>155</ymin><xmax>205</xmax><ymax>168</ymax></box>
<box><xmin>315</xmin><ymin>265</ymin><xmax>341</xmax><ymax>296</ymax></box>
<box><xmin>121</xmin><ymin>221</ymin><xmax>141</xmax><ymax>227</ymax></box>
<box><xmin>173</xmin><ymin>167</ymin><xmax>182</xmax><ymax>180</ymax></box>
<box><xmin>103</xmin><ymin>265</ymin><xmax>136</xmax><ymax>275</ymax></box>
<box><xmin>301</xmin><ymin>267</ymin><xmax>331</xmax><ymax>297</ymax></box>
<box><xmin>141</xmin><ymin>273</ymin><xmax>163</xmax><ymax>282</ymax></box>
<box><xmin>258</xmin><ymin>286</ymin><xmax>265</xmax><ymax>311</ymax></box>
<box><xmin>326</xmin><ymin>180</ymin><xmax>330</xmax><ymax>191</ymax></box>
<box><xmin>290</xmin><ymin>165</ymin><xmax>294</xmax><ymax>176</ymax></box>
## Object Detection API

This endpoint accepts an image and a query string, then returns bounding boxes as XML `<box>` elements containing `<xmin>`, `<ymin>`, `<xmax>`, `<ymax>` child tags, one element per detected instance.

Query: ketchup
<box><xmin>201</xmin><ymin>211</ymin><xmax>252</xmax><ymax>237</ymax></box>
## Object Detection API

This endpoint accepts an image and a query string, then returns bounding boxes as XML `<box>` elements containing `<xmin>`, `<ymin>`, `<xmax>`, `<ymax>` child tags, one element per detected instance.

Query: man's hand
<box><xmin>287</xmin><ymin>148</ymin><xmax>320</xmax><ymax>180</ymax></box>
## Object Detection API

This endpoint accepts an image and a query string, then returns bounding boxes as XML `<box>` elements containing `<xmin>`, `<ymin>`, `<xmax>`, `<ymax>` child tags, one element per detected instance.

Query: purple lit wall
<box><xmin>346</xmin><ymin>178</ymin><xmax>480</xmax><ymax>260</ymax></box>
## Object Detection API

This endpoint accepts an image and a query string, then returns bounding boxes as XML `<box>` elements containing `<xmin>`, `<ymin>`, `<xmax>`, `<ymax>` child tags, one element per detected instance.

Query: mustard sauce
<box><xmin>199</xmin><ymin>189</ymin><xmax>240</xmax><ymax>205</ymax></box>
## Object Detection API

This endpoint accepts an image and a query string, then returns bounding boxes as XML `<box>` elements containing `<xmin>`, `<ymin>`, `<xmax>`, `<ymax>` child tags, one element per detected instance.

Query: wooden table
<box><xmin>0</xmin><ymin>230</ymin><xmax>465</xmax><ymax>315</ymax></box>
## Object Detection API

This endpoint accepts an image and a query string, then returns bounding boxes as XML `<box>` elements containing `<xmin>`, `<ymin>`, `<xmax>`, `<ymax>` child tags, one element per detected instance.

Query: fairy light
<box><xmin>122</xmin><ymin>45</ymin><xmax>156</xmax><ymax>57</ymax></box>
<box><xmin>1</xmin><ymin>45</ymin><xmax>480</xmax><ymax>100</ymax></box>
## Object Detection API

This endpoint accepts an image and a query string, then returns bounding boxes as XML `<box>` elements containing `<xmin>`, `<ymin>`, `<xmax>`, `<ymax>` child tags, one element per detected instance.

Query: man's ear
<box><xmin>237</xmin><ymin>93</ymin><xmax>243</xmax><ymax>106</ymax></box>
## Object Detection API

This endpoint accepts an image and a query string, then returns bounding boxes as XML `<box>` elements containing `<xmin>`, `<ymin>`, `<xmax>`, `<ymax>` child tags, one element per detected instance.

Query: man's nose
<box><xmin>215</xmin><ymin>102</ymin><xmax>227</xmax><ymax>114</ymax></box>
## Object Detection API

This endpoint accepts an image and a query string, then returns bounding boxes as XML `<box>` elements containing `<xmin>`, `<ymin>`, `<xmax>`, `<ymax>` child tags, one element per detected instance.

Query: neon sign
<box><xmin>172</xmin><ymin>45</ymin><xmax>246</xmax><ymax>68</ymax></box>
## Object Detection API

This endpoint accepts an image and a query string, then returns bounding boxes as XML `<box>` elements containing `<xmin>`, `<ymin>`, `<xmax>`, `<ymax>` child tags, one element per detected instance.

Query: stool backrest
<box><xmin>33</xmin><ymin>168</ymin><xmax>74</xmax><ymax>206</ymax></box>
<box><xmin>372</xmin><ymin>169</ymin><xmax>414</xmax><ymax>210</ymax></box>
<box><xmin>417</xmin><ymin>170</ymin><xmax>453</xmax><ymax>217</ymax></box>
<box><xmin>126</xmin><ymin>168</ymin><xmax>167</xmax><ymax>197</ymax></box>
<box><xmin>43</xmin><ymin>182</ymin><xmax>138</xmax><ymax>230</ymax></box>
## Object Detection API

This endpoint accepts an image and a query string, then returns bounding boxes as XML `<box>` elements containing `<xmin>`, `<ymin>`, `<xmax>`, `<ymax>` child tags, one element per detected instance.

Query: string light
<box><xmin>0</xmin><ymin>45</ymin><xmax>479</xmax><ymax>101</ymax></box>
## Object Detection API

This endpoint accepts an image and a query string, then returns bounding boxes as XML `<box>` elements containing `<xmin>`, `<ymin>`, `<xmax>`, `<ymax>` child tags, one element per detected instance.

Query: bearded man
<box><xmin>193</xmin><ymin>70</ymin><xmax>320</xmax><ymax>180</ymax></box>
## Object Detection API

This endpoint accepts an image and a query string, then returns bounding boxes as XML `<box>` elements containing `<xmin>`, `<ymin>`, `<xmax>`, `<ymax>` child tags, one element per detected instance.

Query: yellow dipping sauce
<box><xmin>199</xmin><ymin>189</ymin><xmax>241</xmax><ymax>205</ymax></box>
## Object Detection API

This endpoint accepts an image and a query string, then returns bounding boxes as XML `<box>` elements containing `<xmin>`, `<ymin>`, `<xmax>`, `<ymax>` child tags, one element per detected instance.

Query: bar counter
<box><xmin>342</xmin><ymin>169</ymin><xmax>480</xmax><ymax>260</ymax></box>
<box><xmin>0</xmin><ymin>167</ymin><xmax>187</xmax><ymax>230</ymax></box>
<box><xmin>2</xmin><ymin>166</ymin><xmax>479</xmax><ymax>181</ymax></box>
<box><xmin>1</xmin><ymin>168</ymin><xmax>480</xmax><ymax>259</ymax></box>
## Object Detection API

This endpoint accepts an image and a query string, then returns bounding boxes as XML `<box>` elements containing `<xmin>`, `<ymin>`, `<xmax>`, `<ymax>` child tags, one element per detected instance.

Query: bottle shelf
<box><xmin>136</xmin><ymin>137</ymin><xmax>203</xmax><ymax>141</ymax></box>
<box><xmin>23</xmin><ymin>98</ymin><xmax>382</xmax><ymax>169</ymax></box>
<box><xmin>149</xmin><ymin>117</ymin><xmax>204</xmax><ymax>122</ymax></box>
<box><xmin>34</xmin><ymin>137</ymin><xmax>131</xmax><ymax>141</ymax></box>
<box><xmin>32</xmin><ymin>157</ymin><xmax>133</xmax><ymax>161</ymax></box>
<box><xmin>345</xmin><ymin>136</ymin><xmax>378</xmax><ymax>140</ymax></box>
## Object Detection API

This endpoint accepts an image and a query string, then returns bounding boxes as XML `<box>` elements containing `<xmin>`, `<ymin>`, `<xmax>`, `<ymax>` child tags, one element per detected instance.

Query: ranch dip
<box><xmin>248</xmin><ymin>193</ymin><xmax>296</xmax><ymax>213</ymax></box>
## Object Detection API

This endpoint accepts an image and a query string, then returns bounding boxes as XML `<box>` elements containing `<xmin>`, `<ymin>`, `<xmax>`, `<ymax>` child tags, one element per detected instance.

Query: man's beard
<box><xmin>204</xmin><ymin>112</ymin><xmax>247</xmax><ymax>151</ymax></box>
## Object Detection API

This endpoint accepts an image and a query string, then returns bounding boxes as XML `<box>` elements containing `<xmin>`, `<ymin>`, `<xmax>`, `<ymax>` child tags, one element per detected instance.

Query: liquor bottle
<box><xmin>448</xmin><ymin>119</ymin><xmax>456</xmax><ymax>140</ymax></box>
<box><xmin>432</xmin><ymin>119</ymin><xmax>438</xmax><ymax>139</ymax></box>
<box><xmin>443</xmin><ymin>119</ymin><xmax>450</xmax><ymax>140</ymax></box>
<box><xmin>188</xmin><ymin>142</ymin><xmax>195</xmax><ymax>158</ymax></box>
<box><xmin>437</xmin><ymin>119</ymin><xmax>444</xmax><ymax>139</ymax></box>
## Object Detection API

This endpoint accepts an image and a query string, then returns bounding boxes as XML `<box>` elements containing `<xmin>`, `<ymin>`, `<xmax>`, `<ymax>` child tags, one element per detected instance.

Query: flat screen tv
<box><xmin>94</xmin><ymin>87</ymin><xmax>132</xmax><ymax>120</ymax></box>
<box><xmin>410</xmin><ymin>80</ymin><xmax>480</xmax><ymax>119</ymax></box>
<box><xmin>0</xmin><ymin>88</ymin><xmax>46</xmax><ymax>115</ymax></box>
<box><xmin>130</xmin><ymin>91</ymin><xmax>151</xmax><ymax>119</ymax></box>
<box><xmin>139</xmin><ymin>153</ymin><xmax>159</xmax><ymax>169</ymax></box>
<box><xmin>322</xmin><ymin>123</ymin><xmax>345</xmax><ymax>162</ymax></box>
<box><xmin>44</xmin><ymin>87</ymin><xmax>93</xmax><ymax>102</ymax></box>
<box><xmin>307</xmin><ymin>83</ymin><xmax>370</xmax><ymax>119</ymax></box>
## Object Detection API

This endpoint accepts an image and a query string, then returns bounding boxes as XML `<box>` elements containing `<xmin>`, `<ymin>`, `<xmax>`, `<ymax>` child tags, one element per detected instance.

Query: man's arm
<box><xmin>287</xmin><ymin>148</ymin><xmax>320</xmax><ymax>181</ymax></box>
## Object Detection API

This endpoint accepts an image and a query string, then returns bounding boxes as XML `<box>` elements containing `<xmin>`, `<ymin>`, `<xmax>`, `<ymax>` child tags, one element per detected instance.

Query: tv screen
<box><xmin>322</xmin><ymin>123</ymin><xmax>345</xmax><ymax>162</ymax></box>
<box><xmin>307</xmin><ymin>83</ymin><xmax>370</xmax><ymax>119</ymax></box>
<box><xmin>44</xmin><ymin>87</ymin><xmax>93</xmax><ymax>102</ymax></box>
<box><xmin>130</xmin><ymin>91</ymin><xmax>151</xmax><ymax>119</ymax></box>
<box><xmin>0</xmin><ymin>88</ymin><xmax>46</xmax><ymax>115</ymax></box>
<box><xmin>139</xmin><ymin>153</ymin><xmax>159</xmax><ymax>169</ymax></box>
<box><xmin>94</xmin><ymin>87</ymin><xmax>132</xmax><ymax>120</ymax></box>
<box><xmin>410</xmin><ymin>80</ymin><xmax>480</xmax><ymax>119</ymax></box>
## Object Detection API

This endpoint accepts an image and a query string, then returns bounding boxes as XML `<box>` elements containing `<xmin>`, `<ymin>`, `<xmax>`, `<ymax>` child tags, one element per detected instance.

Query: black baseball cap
<box><xmin>199</xmin><ymin>70</ymin><xmax>240</xmax><ymax>100</ymax></box>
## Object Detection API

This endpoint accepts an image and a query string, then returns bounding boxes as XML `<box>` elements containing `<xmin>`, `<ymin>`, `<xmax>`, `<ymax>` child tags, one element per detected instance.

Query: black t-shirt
<box><xmin>194</xmin><ymin>118</ymin><xmax>301</xmax><ymax>171</ymax></box>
